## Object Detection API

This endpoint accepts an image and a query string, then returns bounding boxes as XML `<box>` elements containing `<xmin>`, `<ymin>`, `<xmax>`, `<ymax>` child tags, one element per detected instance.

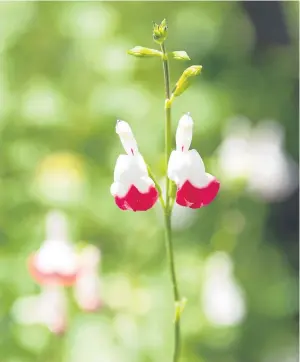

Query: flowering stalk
<box><xmin>122</xmin><ymin>18</ymin><xmax>219</xmax><ymax>362</ymax></box>
<box><xmin>160</xmin><ymin>42</ymin><xmax>181</xmax><ymax>362</ymax></box>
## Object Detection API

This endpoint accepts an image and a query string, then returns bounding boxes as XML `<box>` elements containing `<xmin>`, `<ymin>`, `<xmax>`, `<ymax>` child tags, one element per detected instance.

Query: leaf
<box><xmin>171</xmin><ymin>51</ymin><xmax>191</xmax><ymax>61</ymax></box>
<box><xmin>127</xmin><ymin>46</ymin><xmax>162</xmax><ymax>58</ymax></box>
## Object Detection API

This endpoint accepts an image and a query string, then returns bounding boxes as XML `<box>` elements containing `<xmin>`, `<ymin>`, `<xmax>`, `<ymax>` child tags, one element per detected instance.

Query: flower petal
<box><xmin>113</xmin><ymin>154</ymin><xmax>149</xmax><ymax>193</ymax></box>
<box><xmin>176</xmin><ymin>113</ymin><xmax>193</xmax><ymax>152</ymax></box>
<box><xmin>116</xmin><ymin>120</ymin><xmax>138</xmax><ymax>155</ymax></box>
<box><xmin>112</xmin><ymin>152</ymin><xmax>158</xmax><ymax>211</ymax></box>
<box><xmin>28</xmin><ymin>254</ymin><xmax>77</xmax><ymax>286</ymax></box>
<box><xmin>168</xmin><ymin>149</ymin><xmax>206</xmax><ymax>188</ymax></box>
<box><xmin>114</xmin><ymin>184</ymin><xmax>158</xmax><ymax>211</ymax></box>
<box><xmin>176</xmin><ymin>176</ymin><xmax>220</xmax><ymax>208</ymax></box>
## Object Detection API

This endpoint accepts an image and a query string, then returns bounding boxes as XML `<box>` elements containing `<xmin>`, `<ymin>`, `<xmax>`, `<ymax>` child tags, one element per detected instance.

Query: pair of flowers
<box><xmin>110</xmin><ymin>113</ymin><xmax>220</xmax><ymax>211</ymax></box>
<box><xmin>27</xmin><ymin>211</ymin><xmax>102</xmax><ymax>333</ymax></box>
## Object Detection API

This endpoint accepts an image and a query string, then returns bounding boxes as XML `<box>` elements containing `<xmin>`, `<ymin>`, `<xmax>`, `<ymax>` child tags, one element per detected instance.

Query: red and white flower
<box><xmin>28</xmin><ymin>211</ymin><xmax>78</xmax><ymax>286</ymax></box>
<box><xmin>74</xmin><ymin>245</ymin><xmax>102</xmax><ymax>312</ymax></box>
<box><xmin>110</xmin><ymin>120</ymin><xmax>158</xmax><ymax>211</ymax></box>
<box><xmin>168</xmin><ymin>113</ymin><xmax>220</xmax><ymax>208</ymax></box>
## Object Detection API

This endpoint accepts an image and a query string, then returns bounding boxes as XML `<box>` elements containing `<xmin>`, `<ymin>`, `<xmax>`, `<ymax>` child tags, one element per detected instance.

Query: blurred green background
<box><xmin>0</xmin><ymin>1</ymin><xmax>298</xmax><ymax>362</ymax></box>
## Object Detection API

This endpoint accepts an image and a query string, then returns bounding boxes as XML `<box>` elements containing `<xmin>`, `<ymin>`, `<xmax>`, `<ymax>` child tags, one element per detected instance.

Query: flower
<box><xmin>202</xmin><ymin>252</ymin><xmax>245</xmax><ymax>326</ymax></box>
<box><xmin>28</xmin><ymin>211</ymin><xmax>79</xmax><ymax>286</ymax></box>
<box><xmin>168</xmin><ymin>113</ymin><xmax>220</xmax><ymax>208</ymax></box>
<box><xmin>218</xmin><ymin>117</ymin><xmax>298</xmax><ymax>202</ymax></box>
<box><xmin>110</xmin><ymin>120</ymin><xmax>159</xmax><ymax>211</ymax></box>
<box><xmin>74</xmin><ymin>245</ymin><xmax>102</xmax><ymax>312</ymax></box>
<box><xmin>12</xmin><ymin>285</ymin><xmax>68</xmax><ymax>335</ymax></box>
<box><xmin>217</xmin><ymin>117</ymin><xmax>251</xmax><ymax>182</ymax></box>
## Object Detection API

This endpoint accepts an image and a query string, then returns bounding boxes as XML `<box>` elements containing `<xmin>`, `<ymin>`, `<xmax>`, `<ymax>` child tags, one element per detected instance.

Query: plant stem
<box><xmin>161</xmin><ymin>43</ymin><xmax>172</xmax><ymax>209</ymax></box>
<box><xmin>164</xmin><ymin>212</ymin><xmax>181</xmax><ymax>362</ymax></box>
<box><xmin>160</xmin><ymin>42</ymin><xmax>181</xmax><ymax>362</ymax></box>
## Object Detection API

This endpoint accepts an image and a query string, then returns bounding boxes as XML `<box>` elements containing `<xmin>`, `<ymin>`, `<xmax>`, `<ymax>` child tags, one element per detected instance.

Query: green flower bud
<box><xmin>153</xmin><ymin>19</ymin><xmax>168</xmax><ymax>44</ymax></box>
<box><xmin>128</xmin><ymin>46</ymin><xmax>163</xmax><ymax>58</ymax></box>
<box><xmin>173</xmin><ymin>65</ymin><xmax>202</xmax><ymax>97</ymax></box>
<box><xmin>171</xmin><ymin>51</ymin><xmax>191</xmax><ymax>61</ymax></box>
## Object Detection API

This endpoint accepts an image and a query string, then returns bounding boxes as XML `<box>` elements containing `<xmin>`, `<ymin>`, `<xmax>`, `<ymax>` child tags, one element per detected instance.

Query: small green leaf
<box><xmin>128</xmin><ymin>46</ymin><xmax>162</xmax><ymax>58</ymax></box>
<box><xmin>173</xmin><ymin>65</ymin><xmax>202</xmax><ymax>97</ymax></box>
<box><xmin>171</xmin><ymin>51</ymin><xmax>191</xmax><ymax>61</ymax></box>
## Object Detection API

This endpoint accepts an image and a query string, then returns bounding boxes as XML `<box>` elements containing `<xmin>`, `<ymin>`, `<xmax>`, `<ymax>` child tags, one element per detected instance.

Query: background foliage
<box><xmin>0</xmin><ymin>2</ymin><xmax>298</xmax><ymax>362</ymax></box>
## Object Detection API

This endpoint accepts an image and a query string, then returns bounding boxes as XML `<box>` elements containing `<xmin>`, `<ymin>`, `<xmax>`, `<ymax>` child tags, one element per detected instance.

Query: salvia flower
<box><xmin>13</xmin><ymin>285</ymin><xmax>67</xmax><ymax>335</ymax></box>
<box><xmin>110</xmin><ymin>120</ymin><xmax>159</xmax><ymax>211</ymax></box>
<box><xmin>28</xmin><ymin>211</ymin><xmax>78</xmax><ymax>286</ymax></box>
<box><xmin>168</xmin><ymin>113</ymin><xmax>220</xmax><ymax>208</ymax></box>
<box><xmin>74</xmin><ymin>245</ymin><xmax>102</xmax><ymax>312</ymax></box>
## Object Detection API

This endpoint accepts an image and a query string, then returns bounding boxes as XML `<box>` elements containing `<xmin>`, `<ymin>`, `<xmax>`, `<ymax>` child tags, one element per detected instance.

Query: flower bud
<box><xmin>153</xmin><ymin>19</ymin><xmax>168</xmax><ymax>44</ymax></box>
<box><xmin>173</xmin><ymin>65</ymin><xmax>202</xmax><ymax>97</ymax></box>
<box><xmin>128</xmin><ymin>46</ymin><xmax>162</xmax><ymax>58</ymax></box>
<box><xmin>171</xmin><ymin>51</ymin><xmax>191</xmax><ymax>61</ymax></box>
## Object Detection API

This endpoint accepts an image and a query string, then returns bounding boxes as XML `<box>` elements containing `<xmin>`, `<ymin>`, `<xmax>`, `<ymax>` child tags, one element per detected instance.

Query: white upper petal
<box><xmin>45</xmin><ymin>211</ymin><xmax>69</xmax><ymax>241</ymax></box>
<box><xmin>111</xmin><ymin>153</ymin><xmax>154</xmax><ymax>197</ymax></box>
<box><xmin>176</xmin><ymin>113</ymin><xmax>194</xmax><ymax>152</ymax></box>
<box><xmin>35</xmin><ymin>239</ymin><xmax>78</xmax><ymax>275</ymax></box>
<box><xmin>116</xmin><ymin>120</ymin><xmax>138</xmax><ymax>155</ymax></box>
<box><xmin>168</xmin><ymin>149</ymin><xmax>210</xmax><ymax>188</ymax></box>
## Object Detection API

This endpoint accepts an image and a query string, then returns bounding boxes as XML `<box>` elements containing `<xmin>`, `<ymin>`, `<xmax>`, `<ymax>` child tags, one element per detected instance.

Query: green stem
<box><xmin>160</xmin><ymin>42</ymin><xmax>181</xmax><ymax>362</ymax></box>
<box><xmin>161</xmin><ymin>43</ymin><xmax>172</xmax><ymax>210</ymax></box>
<box><xmin>164</xmin><ymin>213</ymin><xmax>180</xmax><ymax>362</ymax></box>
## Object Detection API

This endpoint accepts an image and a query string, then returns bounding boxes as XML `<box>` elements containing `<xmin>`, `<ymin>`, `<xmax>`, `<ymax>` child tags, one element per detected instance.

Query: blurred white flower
<box><xmin>12</xmin><ymin>285</ymin><xmax>67</xmax><ymax>335</ymax></box>
<box><xmin>218</xmin><ymin>117</ymin><xmax>298</xmax><ymax>201</ymax></box>
<box><xmin>201</xmin><ymin>252</ymin><xmax>246</xmax><ymax>326</ymax></box>
<box><xmin>218</xmin><ymin>117</ymin><xmax>252</xmax><ymax>181</ymax></box>
<box><xmin>74</xmin><ymin>245</ymin><xmax>102</xmax><ymax>312</ymax></box>
<box><xmin>28</xmin><ymin>211</ymin><xmax>79</xmax><ymax>286</ymax></box>
<box><xmin>247</xmin><ymin>120</ymin><xmax>298</xmax><ymax>201</ymax></box>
